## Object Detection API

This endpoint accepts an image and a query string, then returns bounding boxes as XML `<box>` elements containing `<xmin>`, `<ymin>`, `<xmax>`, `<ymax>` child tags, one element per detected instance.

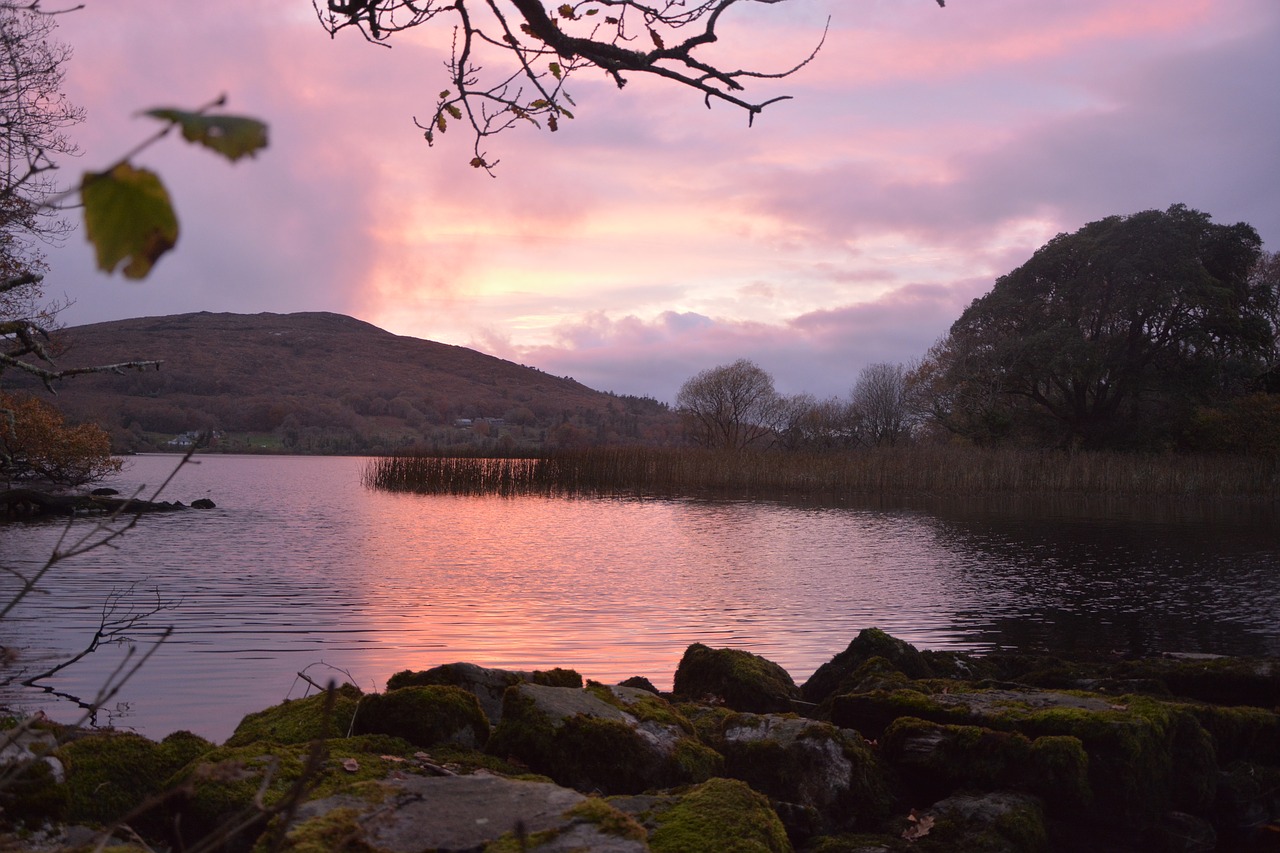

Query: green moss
<box><xmin>1028</xmin><ymin>735</ymin><xmax>1090</xmax><ymax>810</ymax></box>
<box><xmin>532</xmin><ymin>667</ymin><xmax>583</xmax><ymax>688</ymax></box>
<box><xmin>619</xmin><ymin>676</ymin><xmax>660</xmax><ymax>693</ymax></box>
<box><xmin>266</xmin><ymin>804</ymin><xmax>372</xmax><ymax>853</ymax></box>
<box><xmin>679</xmin><ymin>703</ymin><xmax>736</xmax><ymax>746</ymax></box>
<box><xmin>1184</xmin><ymin>701</ymin><xmax>1280</xmax><ymax>763</ymax></box>
<box><xmin>648</xmin><ymin>778</ymin><xmax>792</xmax><ymax>853</ymax></box>
<box><xmin>805</xmin><ymin>833</ymin><xmax>909</xmax><ymax>852</ymax></box>
<box><xmin>225</xmin><ymin>684</ymin><xmax>363</xmax><ymax>747</ymax></box>
<box><xmin>801</xmin><ymin>629</ymin><xmax>933</xmax><ymax>705</ymax></box>
<box><xmin>58</xmin><ymin>731</ymin><xmax>187</xmax><ymax>827</ymax></box>
<box><xmin>173</xmin><ymin>734</ymin><xmax>413</xmax><ymax>846</ymax></box>
<box><xmin>0</xmin><ymin>755</ymin><xmax>68</xmax><ymax>828</ymax></box>
<box><xmin>672</xmin><ymin>644</ymin><xmax>799</xmax><ymax>713</ymax></box>
<box><xmin>586</xmin><ymin>683</ymin><xmax>696</xmax><ymax>733</ymax></box>
<box><xmin>826</xmin><ymin>688</ymin><xmax>960</xmax><ymax>739</ymax></box>
<box><xmin>353</xmin><ymin>685</ymin><xmax>489</xmax><ymax>749</ymax></box>
<box><xmin>566</xmin><ymin>796</ymin><xmax>649</xmax><ymax>841</ymax></box>
<box><xmin>670</xmin><ymin>738</ymin><xmax>724</xmax><ymax>783</ymax></box>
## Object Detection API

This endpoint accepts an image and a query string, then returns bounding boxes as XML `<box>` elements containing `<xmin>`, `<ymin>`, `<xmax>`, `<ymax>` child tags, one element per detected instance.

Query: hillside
<box><xmin>13</xmin><ymin>312</ymin><xmax>680</xmax><ymax>453</ymax></box>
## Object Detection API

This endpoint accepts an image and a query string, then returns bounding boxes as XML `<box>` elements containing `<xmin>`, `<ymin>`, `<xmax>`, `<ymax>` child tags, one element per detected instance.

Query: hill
<box><xmin>14</xmin><ymin>312</ymin><xmax>679</xmax><ymax>453</ymax></box>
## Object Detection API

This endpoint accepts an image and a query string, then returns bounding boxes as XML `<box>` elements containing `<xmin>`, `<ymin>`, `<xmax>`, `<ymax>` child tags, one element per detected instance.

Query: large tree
<box><xmin>316</xmin><ymin>0</ymin><xmax>942</xmax><ymax>170</ymax></box>
<box><xmin>676</xmin><ymin>358</ymin><xmax>782</xmax><ymax>449</ymax></box>
<box><xmin>924</xmin><ymin>205</ymin><xmax>1275</xmax><ymax>450</ymax></box>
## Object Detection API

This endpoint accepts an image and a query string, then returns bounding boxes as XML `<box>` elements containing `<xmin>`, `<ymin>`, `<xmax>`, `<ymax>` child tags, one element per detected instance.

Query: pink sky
<box><xmin>42</xmin><ymin>0</ymin><xmax>1280</xmax><ymax>401</ymax></box>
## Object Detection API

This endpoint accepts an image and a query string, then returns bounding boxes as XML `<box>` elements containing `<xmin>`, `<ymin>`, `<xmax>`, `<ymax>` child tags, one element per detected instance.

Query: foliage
<box><xmin>676</xmin><ymin>358</ymin><xmax>784</xmax><ymax>449</ymax></box>
<box><xmin>0</xmin><ymin>3</ymin><xmax>82</xmax><ymax>285</ymax></box>
<box><xmin>312</xmin><ymin>0</ymin><xmax>939</xmax><ymax>173</ymax></box>
<box><xmin>0</xmin><ymin>390</ymin><xmax>120</xmax><ymax>485</ymax></box>
<box><xmin>921</xmin><ymin>205</ymin><xmax>1277</xmax><ymax>450</ymax></box>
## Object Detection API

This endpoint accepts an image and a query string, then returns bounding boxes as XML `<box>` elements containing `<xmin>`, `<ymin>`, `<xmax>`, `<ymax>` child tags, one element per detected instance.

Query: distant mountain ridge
<box><xmin>16</xmin><ymin>311</ymin><xmax>677</xmax><ymax>453</ymax></box>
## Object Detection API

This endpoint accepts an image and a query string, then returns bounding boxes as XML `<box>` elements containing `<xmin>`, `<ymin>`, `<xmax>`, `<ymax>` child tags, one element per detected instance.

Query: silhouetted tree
<box><xmin>921</xmin><ymin>205</ymin><xmax>1276</xmax><ymax>450</ymax></box>
<box><xmin>676</xmin><ymin>358</ymin><xmax>782</xmax><ymax>449</ymax></box>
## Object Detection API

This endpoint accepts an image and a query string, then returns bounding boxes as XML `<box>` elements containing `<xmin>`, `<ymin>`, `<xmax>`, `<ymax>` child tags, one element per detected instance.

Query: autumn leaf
<box><xmin>342</xmin><ymin>758</ymin><xmax>360</xmax><ymax>772</ymax></box>
<box><xmin>901</xmin><ymin>810</ymin><xmax>935</xmax><ymax>842</ymax></box>
<box><xmin>649</xmin><ymin>28</ymin><xmax>664</xmax><ymax>49</ymax></box>
<box><xmin>81</xmin><ymin>163</ymin><xmax>179</xmax><ymax>280</ymax></box>
<box><xmin>558</xmin><ymin>4</ymin><xmax>574</xmax><ymax>18</ymax></box>
<box><xmin>145</xmin><ymin>109</ymin><xmax>268</xmax><ymax>162</ymax></box>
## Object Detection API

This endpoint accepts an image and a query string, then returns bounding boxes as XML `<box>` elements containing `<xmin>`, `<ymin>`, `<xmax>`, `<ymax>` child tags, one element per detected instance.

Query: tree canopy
<box><xmin>922</xmin><ymin>204</ymin><xmax>1276</xmax><ymax>450</ymax></box>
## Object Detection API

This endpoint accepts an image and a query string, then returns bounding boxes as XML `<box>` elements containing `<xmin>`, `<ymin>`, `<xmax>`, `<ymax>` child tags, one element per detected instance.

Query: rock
<box><xmin>801</xmin><ymin>628</ymin><xmax>934</xmax><ymax>705</ymax></box>
<box><xmin>486</xmin><ymin>683</ymin><xmax>719</xmax><ymax>794</ymax></box>
<box><xmin>880</xmin><ymin>717</ymin><xmax>1090</xmax><ymax>813</ymax></box>
<box><xmin>225</xmin><ymin>683</ymin><xmax>364</xmax><ymax>747</ymax></box>
<box><xmin>89</xmin><ymin>487</ymin><xmax>119</xmax><ymax>496</ymax></box>
<box><xmin>276</xmin><ymin>773</ymin><xmax>647</xmax><ymax>852</ymax></box>
<box><xmin>386</xmin><ymin>662</ymin><xmax>583</xmax><ymax>726</ymax></box>
<box><xmin>909</xmin><ymin>790</ymin><xmax>1047</xmax><ymax>853</ymax></box>
<box><xmin>707</xmin><ymin>712</ymin><xmax>891</xmax><ymax>839</ymax></box>
<box><xmin>191</xmin><ymin>498</ymin><xmax>216</xmax><ymax>509</ymax></box>
<box><xmin>0</xmin><ymin>722</ymin><xmax>68</xmax><ymax>828</ymax></box>
<box><xmin>613</xmin><ymin>777</ymin><xmax>793</xmax><ymax>853</ymax></box>
<box><xmin>829</xmin><ymin>686</ymin><xmax>1216</xmax><ymax>828</ymax></box>
<box><xmin>671</xmin><ymin>643</ymin><xmax>800</xmax><ymax>713</ymax></box>
<box><xmin>352</xmin><ymin>685</ymin><xmax>490</xmax><ymax>749</ymax></box>
<box><xmin>618</xmin><ymin>676</ymin><xmax>660</xmax><ymax>694</ymax></box>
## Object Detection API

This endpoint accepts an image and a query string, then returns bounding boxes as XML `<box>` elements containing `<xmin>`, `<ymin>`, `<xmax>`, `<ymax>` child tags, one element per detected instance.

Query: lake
<box><xmin>2</xmin><ymin>454</ymin><xmax>1278</xmax><ymax>743</ymax></box>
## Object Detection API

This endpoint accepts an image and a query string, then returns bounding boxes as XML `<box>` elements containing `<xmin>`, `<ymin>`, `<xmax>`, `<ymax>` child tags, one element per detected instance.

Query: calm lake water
<box><xmin>2</xmin><ymin>454</ymin><xmax>1278</xmax><ymax>742</ymax></box>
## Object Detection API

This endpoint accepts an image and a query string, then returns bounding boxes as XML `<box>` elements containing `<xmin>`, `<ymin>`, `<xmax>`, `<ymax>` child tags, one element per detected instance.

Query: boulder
<box><xmin>802</xmin><ymin>628</ymin><xmax>933</xmax><ymax>705</ymax></box>
<box><xmin>352</xmin><ymin>685</ymin><xmax>489</xmax><ymax>749</ymax></box>
<box><xmin>386</xmin><ymin>662</ymin><xmax>582</xmax><ymax>726</ymax></box>
<box><xmin>225</xmin><ymin>683</ymin><xmax>364</xmax><ymax>747</ymax></box>
<box><xmin>880</xmin><ymin>717</ymin><xmax>1090</xmax><ymax>813</ymax></box>
<box><xmin>612</xmin><ymin>777</ymin><xmax>793</xmax><ymax>853</ymax></box>
<box><xmin>671</xmin><ymin>643</ymin><xmax>799</xmax><ymax>713</ymax></box>
<box><xmin>276</xmin><ymin>774</ymin><xmax>648</xmax><ymax>853</ymax></box>
<box><xmin>487</xmin><ymin>683</ymin><xmax>719</xmax><ymax>794</ymax></box>
<box><xmin>905</xmin><ymin>790</ymin><xmax>1047</xmax><ymax>853</ymax></box>
<box><xmin>829</xmin><ymin>686</ymin><xmax>1217</xmax><ymax>828</ymax></box>
<box><xmin>710</xmin><ymin>712</ymin><xmax>893</xmax><ymax>839</ymax></box>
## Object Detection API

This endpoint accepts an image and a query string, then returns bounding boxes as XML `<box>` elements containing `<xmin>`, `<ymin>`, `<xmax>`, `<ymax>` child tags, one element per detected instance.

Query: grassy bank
<box><xmin>363</xmin><ymin>446</ymin><xmax>1279</xmax><ymax>500</ymax></box>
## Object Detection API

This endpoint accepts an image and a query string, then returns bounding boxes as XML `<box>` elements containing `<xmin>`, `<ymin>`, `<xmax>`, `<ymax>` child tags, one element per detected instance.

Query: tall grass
<box><xmin>364</xmin><ymin>446</ymin><xmax>1279</xmax><ymax>500</ymax></box>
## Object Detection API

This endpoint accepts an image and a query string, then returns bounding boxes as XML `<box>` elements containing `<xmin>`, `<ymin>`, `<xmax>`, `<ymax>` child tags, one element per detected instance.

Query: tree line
<box><xmin>678</xmin><ymin>205</ymin><xmax>1280</xmax><ymax>455</ymax></box>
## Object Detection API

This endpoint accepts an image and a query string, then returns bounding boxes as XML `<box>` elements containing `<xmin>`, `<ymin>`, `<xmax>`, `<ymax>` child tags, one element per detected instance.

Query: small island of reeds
<box><xmin>363</xmin><ymin>446</ymin><xmax>1279</xmax><ymax>501</ymax></box>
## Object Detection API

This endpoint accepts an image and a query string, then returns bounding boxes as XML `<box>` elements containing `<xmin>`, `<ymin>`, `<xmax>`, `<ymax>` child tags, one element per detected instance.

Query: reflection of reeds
<box><xmin>363</xmin><ymin>447</ymin><xmax>1278</xmax><ymax>499</ymax></box>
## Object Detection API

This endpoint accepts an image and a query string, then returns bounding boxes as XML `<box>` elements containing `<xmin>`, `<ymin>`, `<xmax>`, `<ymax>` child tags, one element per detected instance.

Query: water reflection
<box><xmin>1</xmin><ymin>455</ymin><xmax>1276</xmax><ymax>742</ymax></box>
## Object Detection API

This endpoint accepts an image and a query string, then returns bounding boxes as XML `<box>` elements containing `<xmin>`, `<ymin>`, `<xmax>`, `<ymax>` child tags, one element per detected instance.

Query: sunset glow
<box><xmin>44</xmin><ymin>0</ymin><xmax>1278</xmax><ymax>400</ymax></box>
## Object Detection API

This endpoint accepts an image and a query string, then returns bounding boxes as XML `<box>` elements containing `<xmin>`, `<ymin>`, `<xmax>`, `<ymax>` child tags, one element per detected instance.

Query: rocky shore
<box><xmin>2</xmin><ymin>629</ymin><xmax>1278</xmax><ymax>852</ymax></box>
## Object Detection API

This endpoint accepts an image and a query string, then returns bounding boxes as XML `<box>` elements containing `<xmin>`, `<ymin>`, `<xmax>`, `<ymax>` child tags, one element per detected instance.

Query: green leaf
<box><xmin>549</xmin><ymin>62</ymin><xmax>562</xmax><ymax>80</ymax></box>
<box><xmin>585</xmin><ymin>8</ymin><xmax>598</xmax><ymax>14</ymax></box>
<box><xmin>445</xmin><ymin>104</ymin><xmax>462</xmax><ymax>119</ymax></box>
<box><xmin>81</xmin><ymin>163</ymin><xmax>179</xmax><ymax>280</ymax></box>
<box><xmin>529</xmin><ymin>99</ymin><xmax>549</xmax><ymax>109</ymax></box>
<box><xmin>145</xmin><ymin>109</ymin><xmax>269</xmax><ymax>162</ymax></box>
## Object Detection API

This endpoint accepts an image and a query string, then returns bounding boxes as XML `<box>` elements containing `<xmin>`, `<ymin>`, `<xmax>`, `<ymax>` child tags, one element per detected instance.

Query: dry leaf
<box><xmin>380</xmin><ymin>755</ymin><xmax>406</xmax><ymax>763</ymax></box>
<box><xmin>342</xmin><ymin>758</ymin><xmax>360</xmax><ymax>772</ymax></box>
<box><xmin>901</xmin><ymin>810</ymin><xmax>935</xmax><ymax>841</ymax></box>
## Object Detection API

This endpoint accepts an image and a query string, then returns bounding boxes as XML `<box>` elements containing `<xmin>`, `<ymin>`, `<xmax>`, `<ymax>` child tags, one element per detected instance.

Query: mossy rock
<box><xmin>352</xmin><ymin>685</ymin><xmax>490</xmax><ymax>749</ymax></box>
<box><xmin>532</xmin><ymin>667</ymin><xmax>584</xmax><ymax>688</ymax></box>
<box><xmin>881</xmin><ymin>717</ymin><xmax>1090</xmax><ymax>813</ymax></box>
<box><xmin>488</xmin><ymin>683</ymin><xmax>718</xmax><ymax>794</ymax></box>
<box><xmin>1112</xmin><ymin>654</ymin><xmax>1280</xmax><ymax>708</ymax></box>
<box><xmin>56</xmin><ymin>730</ymin><xmax>214</xmax><ymax>829</ymax></box>
<box><xmin>619</xmin><ymin>676</ymin><xmax>660</xmax><ymax>694</ymax></box>
<box><xmin>225</xmin><ymin>683</ymin><xmax>363</xmax><ymax>747</ymax></box>
<box><xmin>906</xmin><ymin>791</ymin><xmax>1047</xmax><ymax>853</ymax></box>
<box><xmin>645</xmin><ymin>777</ymin><xmax>793</xmax><ymax>853</ymax></box>
<box><xmin>835</xmin><ymin>686</ymin><xmax>1218</xmax><ymax>828</ymax></box>
<box><xmin>387</xmin><ymin>662</ymin><xmax>555</xmax><ymax>725</ymax></box>
<box><xmin>717</xmin><ymin>713</ymin><xmax>893</xmax><ymax>839</ymax></box>
<box><xmin>1183</xmin><ymin>701</ymin><xmax>1280</xmax><ymax>764</ymax></box>
<box><xmin>484</xmin><ymin>796</ymin><xmax>649</xmax><ymax>851</ymax></box>
<box><xmin>802</xmin><ymin>629</ymin><xmax>934</xmax><ymax>705</ymax></box>
<box><xmin>0</xmin><ymin>753</ymin><xmax>68</xmax><ymax>828</ymax></box>
<box><xmin>171</xmin><ymin>734</ymin><xmax>414</xmax><ymax>849</ymax></box>
<box><xmin>672</xmin><ymin>643</ymin><xmax>799</xmax><ymax>713</ymax></box>
<box><xmin>805</xmin><ymin>834</ymin><xmax>909</xmax><ymax>853</ymax></box>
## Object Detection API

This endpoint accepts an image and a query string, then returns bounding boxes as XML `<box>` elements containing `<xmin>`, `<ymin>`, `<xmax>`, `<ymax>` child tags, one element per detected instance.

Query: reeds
<box><xmin>363</xmin><ymin>446</ymin><xmax>1278</xmax><ymax>500</ymax></box>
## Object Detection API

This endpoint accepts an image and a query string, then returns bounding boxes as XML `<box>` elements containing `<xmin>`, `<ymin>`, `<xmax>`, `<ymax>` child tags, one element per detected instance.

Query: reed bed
<box><xmin>364</xmin><ymin>446</ymin><xmax>1278</xmax><ymax>500</ymax></box>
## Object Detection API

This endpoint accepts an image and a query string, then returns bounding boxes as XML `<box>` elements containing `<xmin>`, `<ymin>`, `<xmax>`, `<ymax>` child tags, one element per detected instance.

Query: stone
<box><xmin>711</xmin><ymin>712</ymin><xmax>892</xmax><ymax>838</ymax></box>
<box><xmin>352</xmin><ymin>685</ymin><xmax>490</xmax><ymax>749</ymax></box>
<box><xmin>801</xmin><ymin>628</ymin><xmax>934</xmax><ymax>705</ymax></box>
<box><xmin>671</xmin><ymin>643</ymin><xmax>799</xmax><ymax>713</ymax></box>
<box><xmin>277</xmin><ymin>773</ymin><xmax>647</xmax><ymax>853</ymax></box>
<box><xmin>386</xmin><ymin>662</ymin><xmax>582</xmax><ymax>726</ymax></box>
